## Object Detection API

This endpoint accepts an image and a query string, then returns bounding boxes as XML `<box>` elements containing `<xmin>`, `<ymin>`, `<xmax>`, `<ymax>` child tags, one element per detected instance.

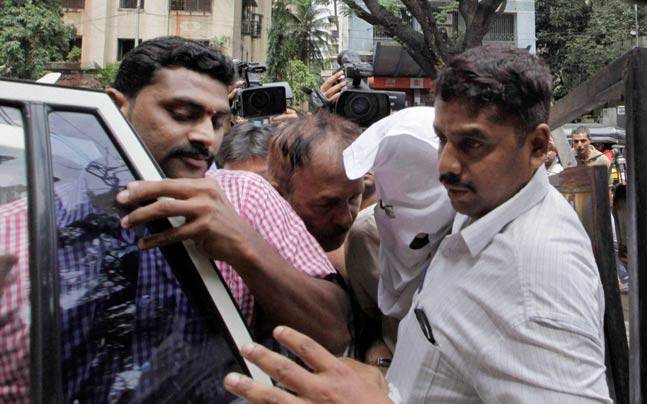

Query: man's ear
<box><xmin>527</xmin><ymin>123</ymin><xmax>550</xmax><ymax>168</ymax></box>
<box><xmin>106</xmin><ymin>87</ymin><xmax>130</xmax><ymax>116</ymax></box>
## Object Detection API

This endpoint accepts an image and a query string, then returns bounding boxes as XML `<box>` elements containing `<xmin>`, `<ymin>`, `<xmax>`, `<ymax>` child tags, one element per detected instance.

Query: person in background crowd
<box><xmin>215</xmin><ymin>121</ymin><xmax>274</xmax><ymax>180</ymax></box>
<box><xmin>594</xmin><ymin>142</ymin><xmax>616</xmax><ymax>162</ymax></box>
<box><xmin>545</xmin><ymin>136</ymin><xmax>564</xmax><ymax>175</ymax></box>
<box><xmin>224</xmin><ymin>45</ymin><xmax>610</xmax><ymax>404</ymax></box>
<box><xmin>572</xmin><ymin>126</ymin><xmax>611</xmax><ymax>168</ymax></box>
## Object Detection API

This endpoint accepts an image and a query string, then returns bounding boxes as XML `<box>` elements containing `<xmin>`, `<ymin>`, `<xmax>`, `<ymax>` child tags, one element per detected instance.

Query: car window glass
<box><xmin>48</xmin><ymin>110</ymin><xmax>245</xmax><ymax>403</ymax></box>
<box><xmin>0</xmin><ymin>105</ymin><xmax>30</xmax><ymax>402</ymax></box>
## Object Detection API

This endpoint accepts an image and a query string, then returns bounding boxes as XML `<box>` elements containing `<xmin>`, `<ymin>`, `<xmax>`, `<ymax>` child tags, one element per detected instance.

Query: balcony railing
<box><xmin>169</xmin><ymin>0</ymin><xmax>212</xmax><ymax>12</ymax></box>
<box><xmin>242</xmin><ymin>14</ymin><xmax>262</xmax><ymax>38</ymax></box>
<box><xmin>483</xmin><ymin>13</ymin><xmax>515</xmax><ymax>43</ymax></box>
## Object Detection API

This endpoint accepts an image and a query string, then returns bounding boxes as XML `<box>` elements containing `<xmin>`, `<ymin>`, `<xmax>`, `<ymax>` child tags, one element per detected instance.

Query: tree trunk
<box><xmin>341</xmin><ymin>0</ymin><xmax>506</xmax><ymax>77</ymax></box>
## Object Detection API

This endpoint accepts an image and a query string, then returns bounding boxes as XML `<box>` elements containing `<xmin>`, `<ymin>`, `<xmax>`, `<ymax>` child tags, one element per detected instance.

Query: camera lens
<box><xmin>350</xmin><ymin>95</ymin><xmax>370</xmax><ymax>116</ymax></box>
<box><xmin>250</xmin><ymin>90</ymin><xmax>271</xmax><ymax>110</ymax></box>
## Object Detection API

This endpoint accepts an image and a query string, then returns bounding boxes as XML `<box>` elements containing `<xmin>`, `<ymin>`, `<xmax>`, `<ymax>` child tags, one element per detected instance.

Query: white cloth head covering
<box><xmin>343</xmin><ymin>107</ymin><xmax>455</xmax><ymax>318</ymax></box>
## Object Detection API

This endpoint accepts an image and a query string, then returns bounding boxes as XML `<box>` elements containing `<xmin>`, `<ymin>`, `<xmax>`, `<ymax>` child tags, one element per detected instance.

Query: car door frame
<box><xmin>0</xmin><ymin>79</ymin><xmax>272</xmax><ymax>403</ymax></box>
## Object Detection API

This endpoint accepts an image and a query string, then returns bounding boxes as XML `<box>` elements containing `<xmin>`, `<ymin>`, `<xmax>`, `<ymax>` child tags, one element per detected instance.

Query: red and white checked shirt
<box><xmin>0</xmin><ymin>169</ymin><xmax>334</xmax><ymax>402</ymax></box>
<box><xmin>207</xmin><ymin>169</ymin><xmax>335</xmax><ymax>320</ymax></box>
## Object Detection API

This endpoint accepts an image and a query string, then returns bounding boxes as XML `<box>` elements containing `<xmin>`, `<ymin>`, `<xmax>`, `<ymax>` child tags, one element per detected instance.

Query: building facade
<box><xmin>339</xmin><ymin>0</ymin><xmax>536</xmax><ymax>56</ymax></box>
<box><xmin>62</xmin><ymin>0</ymin><xmax>271</xmax><ymax>67</ymax></box>
<box><xmin>336</xmin><ymin>0</ymin><xmax>536</xmax><ymax>106</ymax></box>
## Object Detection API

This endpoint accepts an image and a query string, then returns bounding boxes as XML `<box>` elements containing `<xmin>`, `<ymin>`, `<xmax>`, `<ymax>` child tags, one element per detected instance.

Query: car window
<box><xmin>48</xmin><ymin>110</ymin><xmax>246</xmax><ymax>403</ymax></box>
<box><xmin>0</xmin><ymin>105</ymin><xmax>30</xmax><ymax>401</ymax></box>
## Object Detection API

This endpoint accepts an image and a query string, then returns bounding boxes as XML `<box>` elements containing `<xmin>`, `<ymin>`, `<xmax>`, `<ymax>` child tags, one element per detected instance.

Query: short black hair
<box><xmin>112</xmin><ymin>36</ymin><xmax>235</xmax><ymax>97</ymax></box>
<box><xmin>436</xmin><ymin>45</ymin><xmax>552</xmax><ymax>144</ymax></box>
<box><xmin>572</xmin><ymin>125</ymin><xmax>591</xmax><ymax>139</ymax></box>
<box><xmin>216</xmin><ymin>122</ymin><xmax>275</xmax><ymax>166</ymax></box>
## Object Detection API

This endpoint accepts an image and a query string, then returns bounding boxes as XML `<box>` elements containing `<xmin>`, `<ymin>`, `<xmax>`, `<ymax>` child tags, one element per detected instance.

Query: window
<box><xmin>251</xmin><ymin>14</ymin><xmax>263</xmax><ymax>38</ymax></box>
<box><xmin>0</xmin><ymin>106</ymin><xmax>30</xmax><ymax>401</ymax></box>
<box><xmin>117</xmin><ymin>38</ymin><xmax>138</xmax><ymax>60</ymax></box>
<box><xmin>48</xmin><ymin>110</ymin><xmax>246</xmax><ymax>402</ymax></box>
<box><xmin>483</xmin><ymin>13</ymin><xmax>515</xmax><ymax>43</ymax></box>
<box><xmin>120</xmin><ymin>0</ymin><xmax>145</xmax><ymax>8</ymax></box>
<box><xmin>169</xmin><ymin>0</ymin><xmax>212</xmax><ymax>12</ymax></box>
<box><xmin>62</xmin><ymin>0</ymin><xmax>85</xmax><ymax>8</ymax></box>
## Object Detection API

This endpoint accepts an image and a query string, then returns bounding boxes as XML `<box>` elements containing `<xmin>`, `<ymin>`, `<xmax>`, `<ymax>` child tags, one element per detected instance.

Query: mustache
<box><xmin>167</xmin><ymin>143</ymin><xmax>214</xmax><ymax>163</ymax></box>
<box><xmin>439</xmin><ymin>172</ymin><xmax>477</xmax><ymax>193</ymax></box>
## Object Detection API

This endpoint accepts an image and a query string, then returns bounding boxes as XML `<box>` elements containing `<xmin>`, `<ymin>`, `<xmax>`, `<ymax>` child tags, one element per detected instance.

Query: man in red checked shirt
<box><xmin>0</xmin><ymin>36</ymin><xmax>349</xmax><ymax>403</ymax></box>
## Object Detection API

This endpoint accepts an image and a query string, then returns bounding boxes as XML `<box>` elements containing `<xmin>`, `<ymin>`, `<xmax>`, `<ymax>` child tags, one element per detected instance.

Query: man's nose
<box><xmin>438</xmin><ymin>142</ymin><xmax>461</xmax><ymax>176</ymax></box>
<box><xmin>333</xmin><ymin>203</ymin><xmax>356</xmax><ymax>229</ymax></box>
<box><xmin>188</xmin><ymin>116</ymin><xmax>218</xmax><ymax>149</ymax></box>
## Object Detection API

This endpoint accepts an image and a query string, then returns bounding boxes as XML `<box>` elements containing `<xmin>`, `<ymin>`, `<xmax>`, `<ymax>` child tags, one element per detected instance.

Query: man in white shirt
<box><xmin>223</xmin><ymin>45</ymin><xmax>611</xmax><ymax>403</ymax></box>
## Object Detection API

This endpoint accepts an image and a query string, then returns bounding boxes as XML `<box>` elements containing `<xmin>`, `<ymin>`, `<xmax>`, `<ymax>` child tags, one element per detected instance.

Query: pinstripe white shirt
<box><xmin>386</xmin><ymin>166</ymin><xmax>611</xmax><ymax>403</ymax></box>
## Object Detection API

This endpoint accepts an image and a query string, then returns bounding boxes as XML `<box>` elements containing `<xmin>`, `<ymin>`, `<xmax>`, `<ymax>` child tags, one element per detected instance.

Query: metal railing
<box><xmin>169</xmin><ymin>0</ymin><xmax>212</xmax><ymax>12</ymax></box>
<box><xmin>483</xmin><ymin>13</ymin><xmax>515</xmax><ymax>43</ymax></box>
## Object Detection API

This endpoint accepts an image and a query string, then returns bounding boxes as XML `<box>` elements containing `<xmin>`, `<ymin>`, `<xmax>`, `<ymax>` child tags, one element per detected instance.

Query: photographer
<box><xmin>311</xmin><ymin>50</ymin><xmax>404</xmax><ymax>128</ymax></box>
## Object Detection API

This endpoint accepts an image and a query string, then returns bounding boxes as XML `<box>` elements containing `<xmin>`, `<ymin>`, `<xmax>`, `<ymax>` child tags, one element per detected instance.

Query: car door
<box><xmin>0</xmin><ymin>79</ymin><xmax>271</xmax><ymax>403</ymax></box>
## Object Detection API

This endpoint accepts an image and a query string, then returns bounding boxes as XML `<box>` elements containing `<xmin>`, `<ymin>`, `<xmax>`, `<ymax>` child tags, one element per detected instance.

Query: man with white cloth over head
<box><xmin>343</xmin><ymin>106</ymin><xmax>455</xmax><ymax>320</ymax></box>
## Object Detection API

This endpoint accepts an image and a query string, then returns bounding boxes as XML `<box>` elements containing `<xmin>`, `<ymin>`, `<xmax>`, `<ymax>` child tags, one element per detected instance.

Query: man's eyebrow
<box><xmin>163</xmin><ymin>97</ymin><xmax>205</xmax><ymax>111</ymax></box>
<box><xmin>453</xmin><ymin>127</ymin><xmax>489</xmax><ymax>141</ymax></box>
<box><xmin>164</xmin><ymin>97</ymin><xmax>230</xmax><ymax>115</ymax></box>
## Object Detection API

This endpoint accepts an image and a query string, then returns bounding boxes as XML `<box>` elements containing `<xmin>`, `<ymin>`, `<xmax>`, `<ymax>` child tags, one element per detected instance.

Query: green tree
<box><xmin>289</xmin><ymin>0</ymin><xmax>333</xmax><ymax>64</ymax></box>
<box><xmin>284</xmin><ymin>59</ymin><xmax>319</xmax><ymax>110</ymax></box>
<box><xmin>267</xmin><ymin>0</ymin><xmax>299</xmax><ymax>81</ymax></box>
<box><xmin>341</xmin><ymin>0</ymin><xmax>506</xmax><ymax>77</ymax></box>
<box><xmin>96</xmin><ymin>62</ymin><xmax>121</xmax><ymax>89</ymax></box>
<box><xmin>537</xmin><ymin>0</ymin><xmax>647</xmax><ymax>98</ymax></box>
<box><xmin>0</xmin><ymin>0</ymin><xmax>74</xmax><ymax>79</ymax></box>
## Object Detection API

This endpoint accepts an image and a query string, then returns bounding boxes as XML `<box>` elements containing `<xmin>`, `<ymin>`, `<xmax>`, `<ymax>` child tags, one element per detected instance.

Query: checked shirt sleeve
<box><xmin>210</xmin><ymin>170</ymin><xmax>335</xmax><ymax>323</ymax></box>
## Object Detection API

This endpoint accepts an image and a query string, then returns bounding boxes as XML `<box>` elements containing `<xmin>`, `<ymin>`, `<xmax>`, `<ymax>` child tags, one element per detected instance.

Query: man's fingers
<box><xmin>136</xmin><ymin>218</ymin><xmax>204</xmax><ymax>250</ymax></box>
<box><xmin>239</xmin><ymin>343</ymin><xmax>318</xmax><ymax>392</ymax></box>
<box><xmin>116</xmin><ymin>178</ymin><xmax>222</xmax><ymax>205</ymax></box>
<box><xmin>320</xmin><ymin>71</ymin><xmax>344</xmax><ymax>92</ymax></box>
<box><xmin>224</xmin><ymin>373</ymin><xmax>304</xmax><ymax>404</ymax></box>
<box><xmin>121</xmin><ymin>198</ymin><xmax>198</xmax><ymax>229</ymax></box>
<box><xmin>324</xmin><ymin>81</ymin><xmax>346</xmax><ymax>99</ymax></box>
<box><xmin>328</xmin><ymin>91</ymin><xmax>342</xmax><ymax>103</ymax></box>
<box><xmin>273</xmin><ymin>326</ymin><xmax>340</xmax><ymax>372</ymax></box>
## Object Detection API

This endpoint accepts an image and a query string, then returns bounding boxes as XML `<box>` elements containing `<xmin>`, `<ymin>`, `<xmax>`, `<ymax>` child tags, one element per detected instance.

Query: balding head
<box><xmin>268</xmin><ymin>111</ymin><xmax>364</xmax><ymax>251</ymax></box>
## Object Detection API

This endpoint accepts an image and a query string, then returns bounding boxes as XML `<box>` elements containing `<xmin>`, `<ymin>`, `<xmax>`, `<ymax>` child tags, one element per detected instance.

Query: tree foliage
<box><xmin>290</xmin><ymin>0</ymin><xmax>333</xmax><ymax>63</ymax></box>
<box><xmin>341</xmin><ymin>0</ymin><xmax>506</xmax><ymax>77</ymax></box>
<box><xmin>284</xmin><ymin>59</ymin><xmax>319</xmax><ymax>110</ymax></box>
<box><xmin>537</xmin><ymin>0</ymin><xmax>647</xmax><ymax>98</ymax></box>
<box><xmin>267</xmin><ymin>0</ymin><xmax>299</xmax><ymax>81</ymax></box>
<box><xmin>0</xmin><ymin>0</ymin><xmax>74</xmax><ymax>79</ymax></box>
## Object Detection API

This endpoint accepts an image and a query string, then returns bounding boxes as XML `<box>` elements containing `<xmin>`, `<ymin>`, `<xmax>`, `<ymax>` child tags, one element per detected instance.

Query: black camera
<box><xmin>339</xmin><ymin>50</ymin><xmax>374</xmax><ymax>81</ymax></box>
<box><xmin>333</xmin><ymin>51</ymin><xmax>405</xmax><ymax>127</ymax></box>
<box><xmin>231</xmin><ymin>60</ymin><xmax>289</xmax><ymax>119</ymax></box>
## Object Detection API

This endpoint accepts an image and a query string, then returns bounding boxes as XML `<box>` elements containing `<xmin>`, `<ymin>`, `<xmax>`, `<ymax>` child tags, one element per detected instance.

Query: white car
<box><xmin>0</xmin><ymin>79</ymin><xmax>270</xmax><ymax>403</ymax></box>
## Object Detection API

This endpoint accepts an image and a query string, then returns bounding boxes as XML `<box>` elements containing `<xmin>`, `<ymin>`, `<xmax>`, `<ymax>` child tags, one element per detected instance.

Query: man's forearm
<box><xmin>229</xmin><ymin>231</ymin><xmax>351</xmax><ymax>355</ymax></box>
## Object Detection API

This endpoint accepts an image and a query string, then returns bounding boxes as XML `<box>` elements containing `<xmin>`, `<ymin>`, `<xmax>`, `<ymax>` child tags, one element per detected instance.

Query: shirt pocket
<box><xmin>387</xmin><ymin>308</ymin><xmax>442</xmax><ymax>404</ymax></box>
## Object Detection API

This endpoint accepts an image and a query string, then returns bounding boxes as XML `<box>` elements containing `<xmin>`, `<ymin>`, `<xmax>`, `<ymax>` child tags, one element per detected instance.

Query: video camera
<box><xmin>308</xmin><ymin>51</ymin><xmax>405</xmax><ymax>127</ymax></box>
<box><xmin>231</xmin><ymin>60</ymin><xmax>291</xmax><ymax>119</ymax></box>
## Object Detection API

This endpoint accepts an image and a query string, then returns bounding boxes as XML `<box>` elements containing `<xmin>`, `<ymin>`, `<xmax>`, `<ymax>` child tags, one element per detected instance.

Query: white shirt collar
<box><xmin>453</xmin><ymin>165</ymin><xmax>551</xmax><ymax>257</ymax></box>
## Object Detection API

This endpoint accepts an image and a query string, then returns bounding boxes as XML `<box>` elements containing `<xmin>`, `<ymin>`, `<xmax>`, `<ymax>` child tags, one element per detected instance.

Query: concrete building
<box><xmin>61</xmin><ymin>0</ymin><xmax>272</xmax><ymax>68</ymax></box>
